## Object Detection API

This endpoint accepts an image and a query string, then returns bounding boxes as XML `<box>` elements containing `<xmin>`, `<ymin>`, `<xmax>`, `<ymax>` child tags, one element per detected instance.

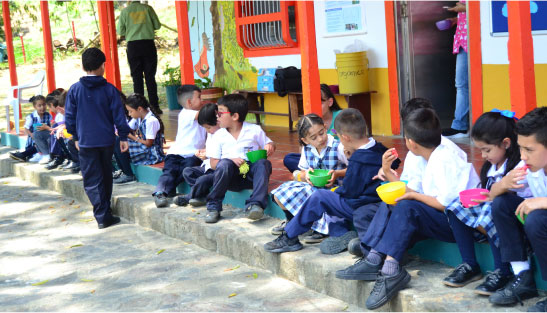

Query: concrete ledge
<box><xmin>1</xmin><ymin>145</ymin><xmax>543</xmax><ymax>311</ymax></box>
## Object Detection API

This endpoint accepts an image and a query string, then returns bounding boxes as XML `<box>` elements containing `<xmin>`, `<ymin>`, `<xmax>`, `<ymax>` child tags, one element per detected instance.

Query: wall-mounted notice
<box><xmin>324</xmin><ymin>1</ymin><xmax>367</xmax><ymax>37</ymax></box>
<box><xmin>491</xmin><ymin>1</ymin><xmax>547</xmax><ymax>36</ymax></box>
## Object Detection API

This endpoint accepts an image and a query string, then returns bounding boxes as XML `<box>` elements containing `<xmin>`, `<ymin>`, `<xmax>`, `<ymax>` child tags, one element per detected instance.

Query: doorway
<box><xmin>395</xmin><ymin>1</ymin><xmax>465</xmax><ymax>129</ymax></box>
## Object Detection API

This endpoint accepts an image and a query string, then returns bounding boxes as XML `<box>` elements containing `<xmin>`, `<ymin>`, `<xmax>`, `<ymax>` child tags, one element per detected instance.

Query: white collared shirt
<box><xmin>297</xmin><ymin>134</ymin><xmax>348</xmax><ymax>170</ymax></box>
<box><xmin>357</xmin><ymin>137</ymin><xmax>376</xmax><ymax>151</ymax></box>
<box><xmin>128</xmin><ymin>110</ymin><xmax>160</xmax><ymax>140</ymax></box>
<box><xmin>24</xmin><ymin>110</ymin><xmax>43</xmax><ymax>129</ymax></box>
<box><xmin>167</xmin><ymin>108</ymin><xmax>206</xmax><ymax>157</ymax></box>
<box><xmin>207</xmin><ymin>122</ymin><xmax>273</xmax><ymax>161</ymax></box>
<box><xmin>523</xmin><ymin>168</ymin><xmax>547</xmax><ymax>198</ymax></box>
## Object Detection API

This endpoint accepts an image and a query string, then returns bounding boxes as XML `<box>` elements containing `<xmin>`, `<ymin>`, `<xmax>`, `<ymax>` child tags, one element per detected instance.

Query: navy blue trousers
<box><xmin>79</xmin><ymin>145</ymin><xmax>115</xmax><ymax>224</ymax></box>
<box><xmin>154</xmin><ymin>154</ymin><xmax>202</xmax><ymax>197</ymax></box>
<box><xmin>363</xmin><ymin>200</ymin><xmax>455</xmax><ymax>262</ymax></box>
<box><xmin>67</xmin><ymin>140</ymin><xmax>80</xmax><ymax>165</ymax></box>
<box><xmin>491</xmin><ymin>193</ymin><xmax>547</xmax><ymax>279</ymax></box>
<box><xmin>283</xmin><ymin>152</ymin><xmax>300</xmax><ymax>173</ymax></box>
<box><xmin>284</xmin><ymin>189</ymin><xmax>353</xmax><ymax>238</ymax></box>
<box><xmin>206</xmin><ymin>158</ymin><xmax>272</xmax><ymax>211</ymax></box>
<box><xmin>113</xmin><ymin>136</ymin><xmax>134</xmax><ymax>176</ymax></box>
<box><xmin>182</xmin><ymin>166</ymin><xmax>214</xmax><ymax>200</ymax></box>
<box><xmin>353</xmin><ymin>202</ymin><xmax>382</xmax><ymax>255</ymax></box>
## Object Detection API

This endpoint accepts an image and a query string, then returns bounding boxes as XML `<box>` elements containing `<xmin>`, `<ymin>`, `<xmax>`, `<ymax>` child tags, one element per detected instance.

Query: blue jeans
<box><xmin>451</xmin><ymin>48</ymin><xmax>469</xmax><ymax>131</ymax></box>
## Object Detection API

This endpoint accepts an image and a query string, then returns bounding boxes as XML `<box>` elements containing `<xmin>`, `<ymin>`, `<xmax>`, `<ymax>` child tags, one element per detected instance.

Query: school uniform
<box><xmin>65</xmin><ymin>75</ymin><xmax>131</xmax><ymax>225</ymax></box>
<box><xmin>23</xmin><ymin>110</ymin><xmax>52</xmax><ymax>155</ymax></box>
<box><xmin>272</xmin><ymin>135</ymin><xmax>348</xmax><ymax>236</ymax></box>
<box><xmin>205</xmin><ymin>122</ymin><xmax>273</xmax><ymax>211</ymax></box>
<box><xmin>284</xmin><ymin>139</ymin><xmax>397</xmax><ymax>239</ymax></box>
<box><xmin>361</xmin><ymin>143</ymin><xmax>480</xmax><ymax>261</ymax></box>
<box><xmin>181</xmin><ymin>133</ymin><xmax>218</xmax><ymax>201</ymax></box>
<box><xmin>127</xmin><ymin>111</ymin><xmax>165</xmax><ymax>165</ymax></box>
<box><xmin>49</xmin><ymin>113</ymin><xmax>66</xmax><ymax>156</ymax></box>
<box><xmin>154</xmin><ymin>108</ymin><xmax>206</xmax><ymax>197</ymax></box>
<box><xmin>492</xmin><ymin>167</ymin><xmax>547</xmax><ymax>280</ymax></box>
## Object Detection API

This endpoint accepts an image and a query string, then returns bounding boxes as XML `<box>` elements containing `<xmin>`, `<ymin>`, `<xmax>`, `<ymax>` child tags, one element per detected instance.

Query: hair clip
<box><xmin>491</xmin><ymin>108</ymin><xmax>519</xmax><ymax>121</ymax></box>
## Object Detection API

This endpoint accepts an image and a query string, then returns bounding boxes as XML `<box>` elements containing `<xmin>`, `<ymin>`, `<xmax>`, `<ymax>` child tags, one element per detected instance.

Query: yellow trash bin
<box><xmin>336</xmin><ymin>51</ymin><xmax>369</xmax><ymax>94</ymax></box>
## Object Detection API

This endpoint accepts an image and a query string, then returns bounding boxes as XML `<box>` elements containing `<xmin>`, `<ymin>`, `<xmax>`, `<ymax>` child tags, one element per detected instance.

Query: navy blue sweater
<box><xmin>335</xmin><ymin>141</ymin><xmax>400</xmax><ymax>209</ymax></box>
<box><xmin>65</xmin><ymin>76</ymin><xmax>130</xmax><ymax>148</ymax></box>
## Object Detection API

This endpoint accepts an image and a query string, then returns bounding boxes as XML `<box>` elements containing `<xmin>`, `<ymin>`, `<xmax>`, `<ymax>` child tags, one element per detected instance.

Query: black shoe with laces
<box><xmin>10</xmin><ymin>151</ymin><xmax>29</xmax><ymax>162</ymax></box>
<box><xmin>174</xmin><ymin>195</ymin><xmax>189</xmax><ymax>206</ymax></box>
<box><xmin>303</xmin><ymin>230</ymin><xmax>328</xmax><ymax>244</ymax></box>
<box><xmin>205</xmin><ymin>210</ymin><xmax>221</xmax><ymax>223</ymax></box>
<box><xmin>154</xmin><ymin>193</ymin><xmax>169</xmax><ymax>208</ymax></box>
<box><xmin>475</xmin><ymin>269</ymin><xmax>513</xmax><ymax>296</ymax></box>
<box><xmin>113</xmin><ymin>174</ymin><xmax>137</xmax><ymax>185</ymax></box>
<box><xmin>335</xmin><ymin>257</ymin><xmax>381</xmax><ymax>281</ymax></box>
<box><xmin>365</xmin><ymin>268</ymin><xmax>411</xmax><ymax>310</ymax></box>
<box><xmin>443</xmin><ymin>263</ymin><xmax>482</xmax><ymax>287</ymax></box>
<box><xmin>489</xmin><ymin>269</ymin><xmax>538</xmax><ymax>306</ymax></box>
<box><xmin>528</xmin><ymin>298</ymin><xmax>547</xmax><ymax>312</ymax></box>
<box><xmin>45</xmin><ymin>157</ymin><xmax>65</xmax><ymax>170</ymax></box>
<box><xmin>348</xmin><ymin>237</ymin><xmax>366</xmax><ymax>257</ymax></box>
<box><xmin>264</xmin><ymin>233</ymin><xmax>303</xmax><ymax>253</ymax></box>
<box><xmin>189</xmin><ymin>198</ymin><xmax>206</xmax><ymax>207</ymax></box>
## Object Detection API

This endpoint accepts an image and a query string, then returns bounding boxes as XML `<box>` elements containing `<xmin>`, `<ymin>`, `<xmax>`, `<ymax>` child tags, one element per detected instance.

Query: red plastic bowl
<box><xmin>459</xmin><ymin>188</ymin><xmax>489</xmax><ymax>208</ymax></box>
<box><xmin>436</xmin><ymin>19</ymin><xmax>452</xmax><ymax>31</ymax></box>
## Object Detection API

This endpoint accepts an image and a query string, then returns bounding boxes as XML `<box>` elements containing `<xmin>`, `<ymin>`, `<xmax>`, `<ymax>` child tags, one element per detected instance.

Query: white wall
<box><xmin>480</xmin><ymin>1</ymin><xmax>547</xmax><ymax>64</ymax></box>
<box><xmin>247</xmin><ymin>1</ymin><xmax>388</xmax><ymax>69</ymax></box>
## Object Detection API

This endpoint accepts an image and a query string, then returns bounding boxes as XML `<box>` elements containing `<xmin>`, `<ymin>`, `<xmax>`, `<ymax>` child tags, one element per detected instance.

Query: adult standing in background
<box><xmin>442</xmin><ymin>1</ymin><xmax>469</xmax><ymax>138</ymax></box>
<box><xmin>117</xmin><ymin>1</ymin><xmax>162</xmax><ymax>114</ymax></box>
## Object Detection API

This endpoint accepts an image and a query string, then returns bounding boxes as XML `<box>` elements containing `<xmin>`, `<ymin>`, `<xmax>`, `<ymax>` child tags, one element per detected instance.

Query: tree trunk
<box><xmin>210</xmin><ymin>1</ymin><xmax>225</xmax><ymax>81</ymax></box>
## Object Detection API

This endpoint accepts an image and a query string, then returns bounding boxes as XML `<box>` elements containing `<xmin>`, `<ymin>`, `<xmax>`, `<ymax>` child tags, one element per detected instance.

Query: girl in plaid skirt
<box><xmin>443</xmin><ymin>110</ymin><xmax>527</xmax><ymax>295</ymax></box>
<box><xmin>271</xmin><ymin>114</ymin><xmax>348</xmax><ymax>244</ymax></box>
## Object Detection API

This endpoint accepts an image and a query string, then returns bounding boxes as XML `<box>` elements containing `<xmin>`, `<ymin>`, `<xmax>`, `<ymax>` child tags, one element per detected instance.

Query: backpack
<box><xmin>274</xmin><ymin>66</ymin><xmax>302</xmax><ymax>97</ymax></box>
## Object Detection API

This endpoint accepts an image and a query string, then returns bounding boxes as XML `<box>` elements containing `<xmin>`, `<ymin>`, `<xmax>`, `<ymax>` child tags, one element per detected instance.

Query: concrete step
<box><xmin>0</xmin><ymin>146</ymin><xmax>542</xmax><ymax>311</ymax></box>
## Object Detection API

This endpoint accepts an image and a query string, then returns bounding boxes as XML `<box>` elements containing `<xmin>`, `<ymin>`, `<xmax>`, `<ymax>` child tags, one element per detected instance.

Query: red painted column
<box><xmin>97</xmin><ymin>1</ymin><xmax>114</xmax><ymax>83</ymax></box>
<box><xmin>296</xmin><ymin>1</ymin><xmax>321</xmax><ymax>116</ymax></box>
<box><xmin>175</xmin><ymin>0</ymin><xmax>194</xmax><ymax>84</ymax></box>
<box><xmin>2</xmin><ymin>2</ymin><xmax>18</xmax><ymax>97</ymax></box>
<box><xmin>107</xmin><ymin>1</ymin><xmax>121</xmax><ymax>90</ymax></box>
<box><xmin>507</xmin><ymin>1</ymin><xmax>536</xmax><ymax>117</ymax></box>
<box><xmin>384</xmin><ymin>1</ymin><xmax>400</xmax><ymax>135</ymax></box>
<box><xmin>468</xmin><ymin>1</ymin><xmax>483</xmax><ymax>123</ymax></box>
<box><xmin>40</xmin><ymin>1</ymin><xmax>56</xmax><ymax>93</ymax></box>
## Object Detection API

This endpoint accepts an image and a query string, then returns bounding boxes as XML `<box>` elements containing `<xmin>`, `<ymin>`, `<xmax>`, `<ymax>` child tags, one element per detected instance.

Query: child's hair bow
<box><xmin>491</xmin><ymin>108</ymin><xmax>519</xmax><ymax>121</ymax></box>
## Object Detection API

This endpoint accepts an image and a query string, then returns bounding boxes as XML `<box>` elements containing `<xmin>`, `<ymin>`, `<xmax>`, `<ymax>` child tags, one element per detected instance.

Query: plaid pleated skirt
<box><xmin>445</xmin><ymin>199</ymin><xmax>499</xmax><ymax>246</ymax></box>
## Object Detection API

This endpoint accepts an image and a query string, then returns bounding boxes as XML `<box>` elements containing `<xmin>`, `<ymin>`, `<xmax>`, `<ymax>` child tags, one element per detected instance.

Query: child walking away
<box><xmin>65</xmin><ymin>48</ymin><xmax>131</xmax><ymax>229</ymax></box>
<box><xmin>271</xmin><ymin>113</ymin><xmax>349</xmax><ymax>251</ymax></box>
<box><xmin>204</xmin><ymin>94</ymin><xmax>276</xmax><ymax>223</ymax></box>
<box><xmin>264</xmin><ymin>109</ymin><xmax>398</xmax><ymax>254</ymax></box>
<box><xmin>174</xmin><ymin>103</ymin><xmax>220</xmax><ymax>207</ymax></box>
<box><xmin>489</xmin><ymin>107</ymin><xmax>547</xmax><ymax>309</ymax></box>
<box><xmin>113</xmin><ymin>93</ymin><xmax>165</xmax><ymax>185</ymax></box>
<box><xmin>9</xmin><ymin>95</ymin><xmax>52</xmax><ymax>163</ymax></box>
<box><xmin>343</xmin><ymin>108</ymin><xmax>479</xmax><ymax>310</ymax></box>
<box><xmin>153</xmin><ymin>85</ymin><xmax>206</xmax><ymax>208</ymax></box>
<box><xmin>443</xmin><ymin>110</ymin><xmax>531</xmax><ymax>295</ymax></box>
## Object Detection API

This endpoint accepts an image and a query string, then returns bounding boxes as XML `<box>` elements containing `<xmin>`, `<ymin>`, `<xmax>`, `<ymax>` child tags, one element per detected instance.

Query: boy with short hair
<box><xmin>343</xmin><ymin>108</ymin><xmax>478</xmax><ymax>310</ymax></box>
<box><xmin>488</xmin><ymin>107</ymin><xmax>547</xmax><ymax>309</ymax></box>
<box><xmin>174</xmin><ymin>103</ymin><xmax>220</xmax><ymax>207</ymax></box>
<box><xmin>204</xmin><ymin>94</ymin><xmax>276</xmax><ymax>223</ymax></box>
<box><xmin>264</xmin><ymin>108</ymin><xmax>398</xmax><ymax>253</ymax></box>
<box><xmin>153</xmin><ymin>84</ymin><xmax>206</xmax><ymax>208</ymax></box>
<box><xmin>64</xmin><ymin>47</ymin><xmax>131</xmax><ymax>229</ymax></box>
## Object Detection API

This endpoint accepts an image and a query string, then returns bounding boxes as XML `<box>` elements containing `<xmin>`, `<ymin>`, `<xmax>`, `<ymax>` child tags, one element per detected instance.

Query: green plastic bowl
<box><xmin>308</xmin><ymin>169</ymin><xmax>332</xmax><ymax>187</ymax></box>
<box><xmin>246</xmin><ymin>149</ymin><xmax>267</xmax><ymax>163</ymax></box>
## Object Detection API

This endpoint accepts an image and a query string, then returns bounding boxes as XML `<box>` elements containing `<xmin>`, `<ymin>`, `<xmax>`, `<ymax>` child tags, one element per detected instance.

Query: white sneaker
<box><xmin>38</xmin><ymin>155</ymin><xmax>51</xmax><ymax>164</ymax></box>
<box><xmin>29</xmin><ymin>153</ymin><xmax>42</xmax><ymax>163</ymax></box>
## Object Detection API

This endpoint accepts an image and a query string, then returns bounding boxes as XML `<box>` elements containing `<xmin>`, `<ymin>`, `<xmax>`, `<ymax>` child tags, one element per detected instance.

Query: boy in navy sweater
<box><xmin>65</xmin><ymin>48</ymin><xmax>131</xmax><ymax>229</ymax></box>
<box><xmin>264</xmin><ymin>108</ymin><xmax>398</xmax><ymax>253</ymax></box>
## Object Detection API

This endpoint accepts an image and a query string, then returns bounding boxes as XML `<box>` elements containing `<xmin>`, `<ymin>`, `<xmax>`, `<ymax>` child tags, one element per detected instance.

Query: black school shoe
<box><xmin>45</xmin><ymin>157</ymin><xmax>65</xmax><ymax>170</ymax></box>
<box><xmin>348</xmin><ymin>237</ymin><xmax>366</xmax><ymax>257</ymax></box>
<box><xmin>189</xmin><ymin>198</ymin><xmax>206</xmax><ymax>207</ymax></box>
<box><xmin>489</xmin><ymin>269</ymin><xmax>538</xmax><ymax>305</ymax></box>
<box><xmin>154</xmin><ymin>193</ymin><xmax>169</xmax><ymax>208</ymax></box>
<box><xmin>174</xmin><ymin>195</ymin><xmax>189</xmax><ymax>206</ymax></box>
<box><xmin>264</xmin><ymin>233</ymin><xmax>303</xmax><ymax>253</ymax></box>
<box><xmin>9</xmin><ymin>151</ymin><xmax>29</xmax><ymax>162</ymax></box>
<box><xmin>205</xmin><ymin>210</ymin><xmax>221</xmax><ymax>223</ymax></box>
<box><xmin>475</xmin><ymin>269</ymin><xmax>513</xmax><ymax>296</ymax></box>
<box><xmin>365</xmin><ymin>267</ymin><xmax>411</xmax><ymax>310</ymax></box>
<box><xmin>528</xmin><ymin>298</ymin><xmax>547</xmax><ymax>312</ymax></box>
<box><xmin>319</xmin><ymin>230</ymin><xmax>357</xmax><ymax>255</ymax></box>
<box><xmin>335</xmin><ymin>257</ymin><xmax>382</xmax><ymax>281</ymax></box>
<box><xmin>98</xmin><ymin>216</ymin><xmax>121</xmax><ymax>229</ymax></box>
<box><xmin>302</xmin><ymin>230</ymin><xmax>328</xmax><ymax>243</ymax></box>
<box><xmin>443</xmin><ymin>263</ymin><xmax>482</xmax><ymax>287</ymax></box>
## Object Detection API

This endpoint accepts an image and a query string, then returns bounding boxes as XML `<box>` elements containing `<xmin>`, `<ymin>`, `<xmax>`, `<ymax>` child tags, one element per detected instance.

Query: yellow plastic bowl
<box><xmin>62</xmin><ymin>129</ymin><xmax>73</xmax><ymax>139</ymax></box>
<box><xmin>376</xmin><ymin>181</ymin><xmax>406</xmax><ymax>205</ymax></box>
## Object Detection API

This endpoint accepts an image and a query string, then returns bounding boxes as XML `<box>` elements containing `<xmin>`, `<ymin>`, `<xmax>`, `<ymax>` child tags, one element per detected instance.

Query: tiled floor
<box><xmin>8</xmin><ymin>109</ymin><xmax>484</xmax><ymax>191</ymax></box>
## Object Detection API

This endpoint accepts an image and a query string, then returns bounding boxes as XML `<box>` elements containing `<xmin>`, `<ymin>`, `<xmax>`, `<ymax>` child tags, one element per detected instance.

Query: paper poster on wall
<box><xmin>324</xmin><ymin>1</ymin><xmax>367</xmax><ymax>37</ymax></box>
<box><xmin>491</xmin><ymin>1</ymin><xmax>547</xmax><ymax>36</ymax></box>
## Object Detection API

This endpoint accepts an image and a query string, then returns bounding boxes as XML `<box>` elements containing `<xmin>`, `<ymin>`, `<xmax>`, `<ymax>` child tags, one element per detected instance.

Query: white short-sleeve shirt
<box><xmin>207</xmin><ymin>122</ymin><xmax>273</xmax><ymax>161</ymax></box>
<box><xmin>522</xmin><ymin>168</ymin><xmax>547</xmax><ymax>198</ymax></box>
<box><xmin>128</xmin><ymin>111</ymin><xmax>160</xmax><ymax>140</ymax></box>
<box><xmin>297</xmin><ymin>135</ymin><xmax>348</xmax><ymax>170</ymax></box>
<box><xmin>24</xmin><ymin>110</ymin><xmax>42</xmax><ymax>130</ymax></box>
<box><xmin>54</xmin><ymin>112</ymin><xmax>65</xmax><ymax>124</ymax></box>
<box><xmin>167</xmin><ymin>108</ymin><xmax>206</xmax><ymax>157</ymax></box>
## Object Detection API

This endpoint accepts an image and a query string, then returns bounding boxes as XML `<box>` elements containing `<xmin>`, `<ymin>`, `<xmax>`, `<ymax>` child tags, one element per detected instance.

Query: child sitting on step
<box><xmin>264</xmin><ymin>109</ymin><xmax>398</xmax><ymax>254</ymax></box>
<box><xmin>113</xmin><ymin>93</ymin><xmax>165</xmax><ymax>185</ymax></box>
<box><xmin>9</xmin><ymin>95</ymin><xmax>52</xmax><ymax>164</ymax></box>
<box><xmin>489</xmin><ymin>107</ymin><xmax>547</xmax><ymax>309</ymax></box>
<box><xmin>443</xmin><ymin>110</ymin><xmax>531</xmax><ymax>295</ymax></box>
<box><xmin>270</xmin><ymin>113</ymin><xmax>349</xmax><ymax>253</ymax></box>
<box><xmin>174</xmin><ymin>103</ymin><xmax>221</xmax><ymax>207</ymax></box>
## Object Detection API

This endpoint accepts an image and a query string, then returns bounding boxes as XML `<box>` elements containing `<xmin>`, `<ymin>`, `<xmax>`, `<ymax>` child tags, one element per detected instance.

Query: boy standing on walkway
<box><xmin>65</xmin><ymin>48</ymin><xmax>131</xmax><ymax>229</ymax></box>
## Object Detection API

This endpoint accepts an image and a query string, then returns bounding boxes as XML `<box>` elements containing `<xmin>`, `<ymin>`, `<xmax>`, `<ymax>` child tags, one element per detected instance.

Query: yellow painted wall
<box><xmin>482</xmin><ymin>64</ymin><xmax>547</xmax><ymax>113</ymax></box>
<box><xmin>262</xmin><ymin>68</ymin><xmax>393</xmax><ymax>136</ymax></box>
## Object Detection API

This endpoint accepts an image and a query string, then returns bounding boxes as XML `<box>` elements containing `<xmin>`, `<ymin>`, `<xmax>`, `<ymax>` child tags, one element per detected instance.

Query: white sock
<box><xmin>510</xmin><ymin>261</ymin><xmax>530</xmax><ymax>275</ymax></box>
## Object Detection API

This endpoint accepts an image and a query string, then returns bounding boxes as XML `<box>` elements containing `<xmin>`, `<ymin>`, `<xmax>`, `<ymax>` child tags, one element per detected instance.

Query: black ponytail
<box><xmin>126</xmin><ymin>93</ymin><xmax>165</xmax><ymax>136</ymax></box>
